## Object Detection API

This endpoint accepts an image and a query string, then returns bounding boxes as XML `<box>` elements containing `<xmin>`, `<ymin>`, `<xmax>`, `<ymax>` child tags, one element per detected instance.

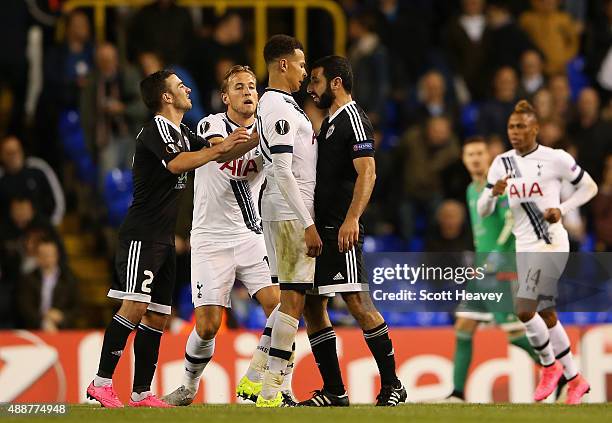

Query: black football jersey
<box><xmin>118</xmin><ymin>115</ymin><xmax>209</xmax><ymax>245</ymax></box>
<box><xmin>314</xmin><ymin>101</ymin><xmax>375</xmax><ymax>233</ymax></box>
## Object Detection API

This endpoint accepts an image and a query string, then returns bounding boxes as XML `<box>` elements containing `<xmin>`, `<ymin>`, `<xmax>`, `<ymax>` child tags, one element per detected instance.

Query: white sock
<box><xmin>246</xmin><ymin>304</ymin><xmax>280</xmax><ymax>382</ymax></box>
<box><xmin>523</xmin><ymin>314</ymin><xmax>555</xmax><ymax>366</ymax></box>
<box><xmin>93</xmin><ymin>375</ymin><xmax>112</xmax><ymax>387</ymax></box>
<box><xmin>261</xmin><ymin>311</ymin><xmax>298</xmax><ymax>399</ymax></box>
<box><xmin>182</xmin><ymin>328</ymin><xmax>215</xmax><ymax>392</ymax></box>
<box><xmin>280</xmin><ymin>348</ymin><xmax>295</xmax><ymax>393</ymax></box>
<box><xmin>548</xmin><ymin>321</ymin><xmax>578</xmax><ymax>379</ymax></box>
<box><xmin>131</xmin><ymin>390</ymin><xmax>151</xmax><ymax>401</ymax></box>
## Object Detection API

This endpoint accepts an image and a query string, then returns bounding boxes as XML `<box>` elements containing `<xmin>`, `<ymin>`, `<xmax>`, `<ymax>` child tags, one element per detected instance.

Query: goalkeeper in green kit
<box><xmin>445</xmin><ymin>137</ymin><xmax>539</xmax><ymax>402</ymax></box>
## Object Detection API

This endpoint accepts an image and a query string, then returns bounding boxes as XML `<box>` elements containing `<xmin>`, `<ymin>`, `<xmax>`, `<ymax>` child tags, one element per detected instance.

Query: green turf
<box><xmin>2</xmin><ymin>404</ymin><xmax>610</xmax><ymax>423</ymax></box>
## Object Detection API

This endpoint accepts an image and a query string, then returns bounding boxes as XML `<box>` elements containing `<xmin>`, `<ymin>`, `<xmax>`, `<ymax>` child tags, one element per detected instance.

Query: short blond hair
<box><xmin>221</xmin><ymin>65</ymin><xmax>257</xmax><ymax>94</ymax></box>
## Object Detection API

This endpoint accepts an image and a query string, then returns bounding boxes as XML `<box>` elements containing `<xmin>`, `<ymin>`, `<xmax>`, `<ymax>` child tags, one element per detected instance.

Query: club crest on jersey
<box><xmin>166</xmin><ymin>143</ymin><xmax>180</xmax><ymax>154</ymax></box>
<box><xmin>174</xmin><ymin>172</ymin><xmax>188</xmax><ymax>189</ymax></box>
<box><xmin>537</xmin><ymin>163</ymin><xmax>543</xmax><ymax>176</ymax></box>
<box><xmin>220</xmin><ymin>158</ymin><xmax>259</xmax><ymax>177</ymax></box>
<box><xmin>326</xmin><ymin>124</ymin><xmax>335</xmax><ymax>139</ymax></box>
<box><xmin>203</xmin><ymin>121</ymin><xmax>211</xmax><ymax>133</ymax></box>
<box><xmin>509</xmin><ymin>182</ymin><xmax>543</xmax><ymax>198</ymax></box>
<box><xmin>275</xmin><ymin>120</ymin><xmax>290</xmax><ymax>135</ymax></box>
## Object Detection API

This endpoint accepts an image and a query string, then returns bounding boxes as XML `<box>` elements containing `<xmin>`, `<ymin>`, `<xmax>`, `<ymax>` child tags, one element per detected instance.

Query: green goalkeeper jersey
<box><xmin>466</xmin><ymin>181</ymin><xmax>515</xmax><ymax>253</ymax></box>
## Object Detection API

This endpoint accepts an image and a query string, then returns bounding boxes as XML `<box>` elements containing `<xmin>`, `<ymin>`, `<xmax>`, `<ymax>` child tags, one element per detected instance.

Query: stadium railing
<box><xmin>63</xmin><ymin>0</ymin><xmax>347</xmax><ymax>79</ymax></box>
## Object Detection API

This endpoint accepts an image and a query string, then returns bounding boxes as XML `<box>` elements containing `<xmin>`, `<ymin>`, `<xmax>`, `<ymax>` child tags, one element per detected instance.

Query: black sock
<box><xmin>132</xmin><ymin>323</ymin><xmax>163</xmax><ymax>393</ymax></box>
<box><xmin>97</xmin><ymin>314</ymin><xmax>135</xmax><ymax>379</ymax></box>
<box><xmin>363</xmin><ymin>323</ymin><xmax>399</xmax><ymax>387</ymax></box>
<box><xmin>308</xmin><ymin>327</ymin><xmax>345</xmax><ymax>395</ymax></box>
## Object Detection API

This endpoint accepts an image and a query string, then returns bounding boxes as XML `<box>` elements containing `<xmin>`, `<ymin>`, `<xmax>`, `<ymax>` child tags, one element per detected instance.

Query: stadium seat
<box><xmin>566</xmin><ymin>56</ymin><xmax>590</xmax><ymax>101</ymax></box>
<box><xmin>103</xmin><ymin>168</ymin><xmax>133</xmax><ymax>226</ymax></box>
<box><xmin>363</xmin><ymin>235</ymin><xmax>409</xmax><ymax>252</ymax></box>
<box><xmin>460</xmin><ymin>102</ymin><xmax>480</xmax><ymax>138</ymax></box>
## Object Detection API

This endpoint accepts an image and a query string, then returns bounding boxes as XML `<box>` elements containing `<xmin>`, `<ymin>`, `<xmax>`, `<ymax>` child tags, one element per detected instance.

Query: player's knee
<box><xmin>538</xmin><ymin>311</ymin><xmax>557</xmax><ymax>327</ymax></box>
<box><xmin>279</xmin><ymin>290</ymin><xmax>306</xmax><ymax>318</ymax></box>
<box><xmin>254</xmin><ymin>286</ymin><xmax>280</xmax><ymax>316</ymax></box>
<box><xmin>142</xmin><ymin>311</ymin><xmax>169</xmax><ymax>331</ymax></box>
<box><xmin>195</xmin><ymin>318</ymin><xmax>220</xmax><ymax>340</ymax></box>
<box><xmin>118</xmin><ymin>300</ymin><xmax>149</xmax><ymax>322</ymax></box>
<box><xmin>517</xmin><ymin>311</ymin><xmax>535</xmax><ymax>322</ymax></box>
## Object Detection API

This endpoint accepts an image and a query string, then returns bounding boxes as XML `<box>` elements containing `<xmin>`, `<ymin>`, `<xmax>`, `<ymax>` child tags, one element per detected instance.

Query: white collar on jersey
<box><xmin>329</xmin><ymin>100</ymin><xmax>356</xmax><ymax>123</ymax></box>
<box><xmin>225</xmin><ymin>112</ymin><xmax>255</xmax><ymax>129</ymax></box>
<box><xmin>154</xmin><ymin>114</ymin><xmax>181</xmax><ymax>134</ymax></box>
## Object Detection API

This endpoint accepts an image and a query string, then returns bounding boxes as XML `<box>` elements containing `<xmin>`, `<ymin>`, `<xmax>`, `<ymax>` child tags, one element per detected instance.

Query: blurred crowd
<box><xmin>0</xmin><ymin>0</ymin><xmax>611</xmax><ymax>330</ymax></box>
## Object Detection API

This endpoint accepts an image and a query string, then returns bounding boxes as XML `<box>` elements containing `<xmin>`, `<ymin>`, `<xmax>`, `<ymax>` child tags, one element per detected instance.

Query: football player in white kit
<box><xmin>255</xmin><ymin>35</ymin><xmax>322</xmax><ymax>407</ymax></box>
<box><xmin>478</xmin><ymin>100</ymin><xmax>598</xmax><ymax>404</ymax></box>
<box><xmin>163</xmin><ymin>66</ymin><xmax>291</xmax><ymax>405</ymax></box>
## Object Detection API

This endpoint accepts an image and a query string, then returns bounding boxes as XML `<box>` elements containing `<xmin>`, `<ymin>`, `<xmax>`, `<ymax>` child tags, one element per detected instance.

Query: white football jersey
<box><xmin>191</xmin><ymin>112</ymin><xmax>263</xmax><ymax>244</ymax></box>
<box><xmin>486</xmin><ymin>145</ymin><xmax>585</xmax><ymax>251</ymax></box>
<box><xmin>256</xmin><ymin>88</ymin><xmax>317</xmax><ymax>221</ymax></box>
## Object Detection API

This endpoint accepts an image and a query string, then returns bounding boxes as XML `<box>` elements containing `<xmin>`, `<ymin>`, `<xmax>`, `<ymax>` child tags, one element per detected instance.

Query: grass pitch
<box><xmin>2</xmin><ymin>403</ymin><xmax>610</xmax><ymax>423</ymax></box>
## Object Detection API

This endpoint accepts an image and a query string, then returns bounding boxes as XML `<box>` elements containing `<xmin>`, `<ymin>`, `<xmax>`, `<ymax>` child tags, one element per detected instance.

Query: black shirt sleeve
<box><xmin>139</xmin><ymin>124</ymin><xmax>182</xmax><ymax>168</ymax></box>
<box><xmin>181</xmin><ymin>123</ymin><xmax>210</xmax><ymax>151</ymax></box>
<box><xmin>346</xmin><ymin>109</ymin><xmax>375</xmax><ymax>159</ymax></box>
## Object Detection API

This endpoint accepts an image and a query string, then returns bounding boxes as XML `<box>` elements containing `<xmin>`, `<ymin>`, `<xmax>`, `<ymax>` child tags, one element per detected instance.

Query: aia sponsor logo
<box><xmin>509</xmin><ymin>182</ymin><xmax>543</xmax><ymax>199</ymax></box>
<box><xmin>219</xmin><ymin>158</ymin><xmax>258</xmax><ymax>177</ymax></box>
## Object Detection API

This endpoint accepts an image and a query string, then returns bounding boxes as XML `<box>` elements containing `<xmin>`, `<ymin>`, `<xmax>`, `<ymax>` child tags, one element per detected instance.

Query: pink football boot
<box><xmin>534</xmin><ymin>361</ymin><xmax>564</xmax><ymax>401</ymax></box>
<box><xmin>87</xmin><ymin>381</ymin><xmax>124</xmax><ymax>408</ymax></box>
<box><xmin>566</xmin><ymin>374</ymin><xmax>590</xmax><ymax>404</ymax></box>
<box><xmin>128</xmin><ymin>392</ymin><xmax>173</xmax><ymax>408</ymax></box>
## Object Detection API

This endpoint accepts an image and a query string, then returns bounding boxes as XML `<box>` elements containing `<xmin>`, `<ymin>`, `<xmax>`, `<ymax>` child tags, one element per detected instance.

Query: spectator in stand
<box><xmin>127</xmin><ymin>0</ymin><xmax>194</xmax><ymax>66</ymax></box>
<box><xmin>519</xmin><ymin>49</ymin><xmax>547</xmax><ymax>97</ymax></box>
<box><xmin>548</xmin><ymin>74</ymin><xmax>576</xmax><ymax>123</ymax></box>
<box><xmin>202</xmin><ymin>57</ymin><xmax>237</xmax><ymax>115</ymax></box>
<box><xmin>80</xmin><ymin>42</ymin><xmax>147</xmax><ymax>188</ymax></box>
<box><xmin>397</xmin><ymin>116</ymin><xmax>461</xmax><ymax>240</ymax></box>
<box><xmin>485</xmin><ymin>0</ymin><xmax>535</xmax><ymax>77</ymax></box>
<box><xmin>425</xmin><ymin>200</ymin><xmax>473</xmax><ymax>252</ymax></box>
<box><xmin>0</xmin><ymin>196</ymin><xmax>63</xmax><ymax>287</ymax></box>
<box><xmin>532</xmin><ymin>88</ymin><xmax>555</xmax><ymax>120</ymax></box>
<box><xmin>567</xmin><ymin>88</ymin><xmax>612</xmax><ymax>183</ymax></box>
<box><xmin>408</xmin><ymin>70</ymin><xmax>460</xmax><ymax>130</ymax></box>
<box><xmin>538</xmin><ymin>119</ymin><xmax>575</xmax><ymax>154</ymax></box>
<box><xmin>0</xmin><ymin>252</ymin><xmax>16</xmax><ymax>328</ymax></box>
<box><xmin>35</xmin><ymin>9</ymin><xmax>95</xmax><ymax>172</ymax></box>
<box><xmin>43</xmin><ymin>9</ymin><xmax>94</xmax><ymax>111</ymax></box>
<box><xmin>477</xmin><ymin>66</ymin><xmax>519</xmax><ymax>144</ymax></box>
<box><xmin>0</xmin><ymin>135</ymin><xmax>65</xmax><ymax>226</ymax></box>
<box><xmin>18</xmin><ymin>237</ymin><xmax>79</xmax><ymax>331</ymax></box>
<box><xmin>348</xmin><ymin>11</ymin><xmax>390</xmax><ymax>127</ymax></box>
<box><xmin>593</xmin><ymin>154</ymin><xmax>612</xmax><ymax>251</ymax></box>
<box><xmin>138</xmin><ymin>50</ymin><xmax>204</xmax><ymax>130</ymax></box>
<box><xmin>0</xmin><ymin>0</ymin><xmax>29</xmax><ymax>136</ymax></box>
<box><xmin>584</xmin><ymin>0</ymin><xmax>612</xmax><ymax>101</ymax></box>
<box><xmin>188</xmin><ymin>12</ymin><xmax>248</xmax><ymax>110</ymax></box>
<box><xmin>519</xmin><ymin>0</ymin><xmax>579</xmax><ymax>75</ymax></box>
<box><xmin>374</xmin><ymin>0</ymin><xmax>433</xmax><ymax>96</ymax></box>
<box><xmin>443</xmin><ymin>0</ymin><xmax>488</xmax><ymax>101</ymax></box>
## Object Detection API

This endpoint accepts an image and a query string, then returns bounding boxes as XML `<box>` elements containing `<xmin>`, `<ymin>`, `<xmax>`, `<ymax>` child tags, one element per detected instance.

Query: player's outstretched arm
<box><xmin>216</xmin><ymin>130</ymin><xmax>259</xmax><ymax>163</ymax></box>
<box><xmin>166</xmin><ymin>132</ymin><xmax>250</xmax><ymax>174</ymax></box>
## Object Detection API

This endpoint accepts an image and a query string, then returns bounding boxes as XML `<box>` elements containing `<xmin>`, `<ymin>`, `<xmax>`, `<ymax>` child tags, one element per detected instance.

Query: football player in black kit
<box><xmin>302</xmin><ymin>56</ymin><xmax>407</xmax><ymax>407</ymax></box>
<box><xmin>86</xmin><ymin>70</ymin><xmax>253</xmax><ymax>408</ymax></box>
